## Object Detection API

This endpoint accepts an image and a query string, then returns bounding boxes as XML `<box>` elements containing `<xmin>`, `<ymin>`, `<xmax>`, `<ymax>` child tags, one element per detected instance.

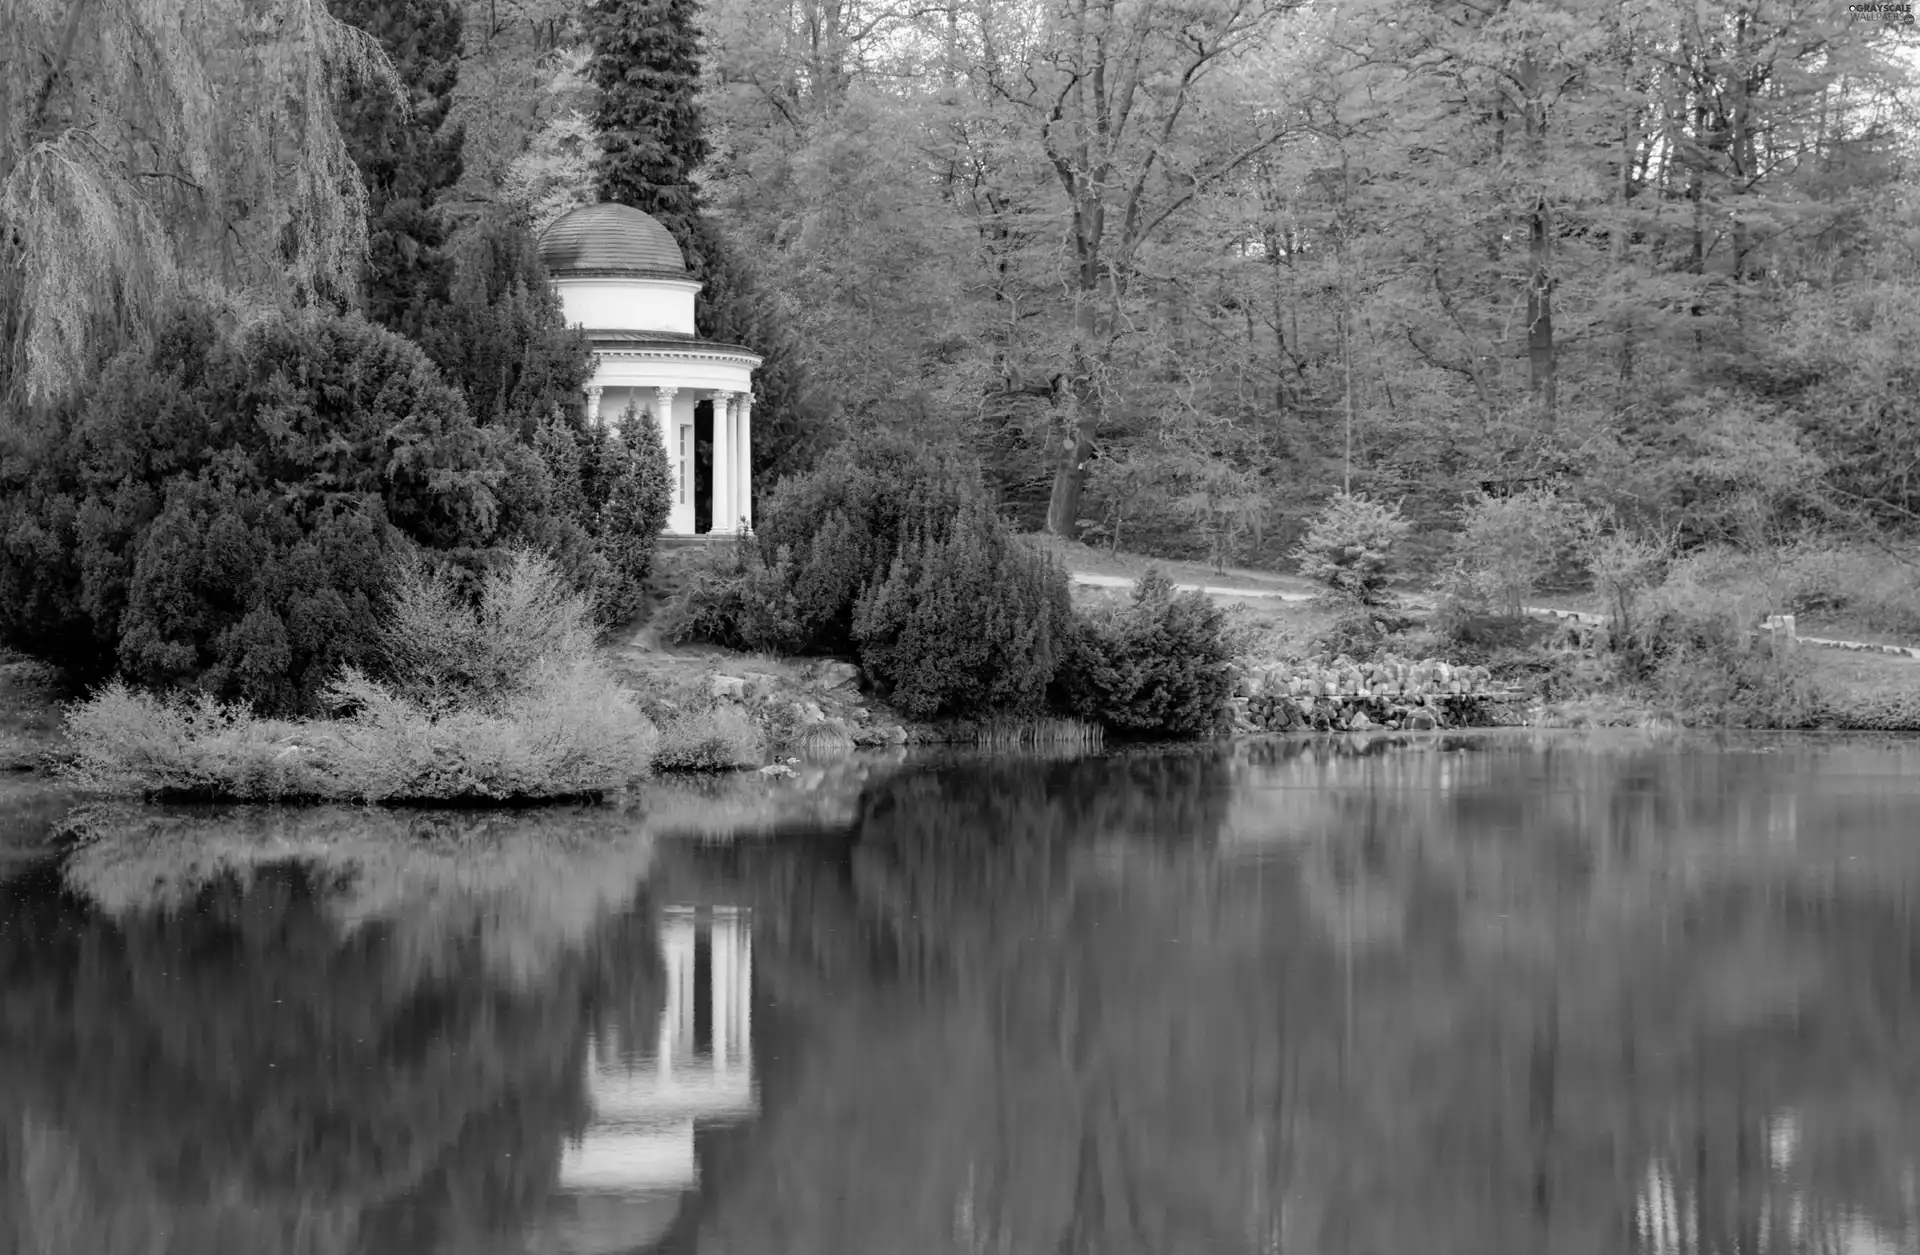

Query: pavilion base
<box><xmin>657</xmin><ymin>531</ymin><xmax>748</xmax><ymax>549</ymax></box>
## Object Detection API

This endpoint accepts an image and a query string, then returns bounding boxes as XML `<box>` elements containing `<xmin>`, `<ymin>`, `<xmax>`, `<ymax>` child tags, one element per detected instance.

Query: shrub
<box><xmin>1054</xmin><ymin>568</ymin><xmax>1235</xmax><ymax>737</ymax></box>
<box><xmin>408</xmin><ymin>209</ymin><xmax>596</xmax><ymax>443</ymax></box>
<box><xmin>654</xmin><ymin>546</ymin><xmax>758</xmax><ymax>650</ymax></box>
<box><xmin>1624</xmin><ymin>573</ymin><xmax>1820</xmax><ymax>728</ymax></box>
<box><xmin>649</xmin><ymin>704</ymin><xmax>766</xmax><ymax>772</ymax></box>
<box><xmin>578</xmin><ymin>405</ymin><xmax>673</xmax><ymax>626</ymax></box>
<box><xmin>624</xmin><ymin>670</ymin><xmax>771</xmax><ymax>772</ymax></box>
<box><xmin>374</xmin><ymin>548</ymin><xmax>603</xmax><ymax>713</ymax></box>
<box><xmin>54</xmin><ymin>551</ymin><xmax>662</xmax><ymax>802</ymax></box>
<box><xmin>1579</xmin><ymin>514</ymin><xmax>1672</xmax><ymax>648</ymax></box>
<box><xmin>321</xmin><ymin>659</ymin><xmax>660</xmax><ymax>800</ymax></box>
<box><xmin>1482</xmin><ymin>646</ymin><xmax>1586</xmax><ymax>702</ymax></box>
<box><xmin>57</xmin><ymin>663</ymin><xmax>662</xmax><ymax>804</ymax></box>
<box><xmin>1291</xmin><ymin>492</ymin><xmax>1411</xmax><ymax>606</ymax></box>
<box><xmin>739</xmin><ymin>434</ymin><xmax>984</xmax><ymax>653</ymax></box>
<box><xmin>851</xmin><ymin>500</ymin><xmax>1074</xmax><ymax>720</ymax></box>
<box><xmin>1435</xmin><ymin>611</ymin><xmax>1554</xmax><ymax>666</ymax></box>
<box><xmin>1811</xmin><ymin>688</ymin><xmax>1920</xmax><ymax>731</ymax></box>
<box><xmin>1310</xmin><ymin>607</ymin><xmax>1401</xmax><ymax>663</ymax></box>
<box><xmin>56</xmin><ymin>681</ymin><xmax>333</xmax><ymax>801</ymax></box>
<box><xmin>0</xmin><ymin>303</ymin><xmax>509</xmax><ymax>712</ymax></box>
<box><xmin>1440</xmin><ymin>486</ymin><xmax>1578</xmax><ymax>618</ymax></box>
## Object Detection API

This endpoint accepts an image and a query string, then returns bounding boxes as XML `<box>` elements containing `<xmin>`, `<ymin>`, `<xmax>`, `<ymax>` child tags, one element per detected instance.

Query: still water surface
<box><xmin>6</xmin><ymin>731</ymin><xmax>1920</xmax><ymax>1254</ymax></box>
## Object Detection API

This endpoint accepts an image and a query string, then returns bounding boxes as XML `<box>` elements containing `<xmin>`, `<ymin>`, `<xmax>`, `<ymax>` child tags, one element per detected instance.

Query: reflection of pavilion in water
<box><xmin>550</xmin><ymin>906</ymin><xmax>756</xmax><ymax>1254</ymax></box>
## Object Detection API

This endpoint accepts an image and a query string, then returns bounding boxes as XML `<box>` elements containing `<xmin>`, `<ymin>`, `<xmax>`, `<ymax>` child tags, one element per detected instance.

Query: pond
<box><xmin>6</xmin><ymin>730</ymin><xmax>1920</xmax><ymax>1254</ymax></box>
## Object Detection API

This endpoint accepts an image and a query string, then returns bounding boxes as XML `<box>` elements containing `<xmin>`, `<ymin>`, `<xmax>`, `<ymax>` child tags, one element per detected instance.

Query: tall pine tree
<box><xmin>328</xmin><ymin>0</ymin><xmax>466</xmax><ymax>335</ymax></box>
<box><xmin>587</xmin><ymin>0</ymin><xmax>828</xmax><ymax>483</ymax></box>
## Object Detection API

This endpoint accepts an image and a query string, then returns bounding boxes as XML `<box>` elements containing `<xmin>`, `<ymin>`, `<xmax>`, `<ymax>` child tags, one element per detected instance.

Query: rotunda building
<box><xmin>538</xmin><ymin>202</ymin><xmax>761</xmax><ymax>536</ymax></box>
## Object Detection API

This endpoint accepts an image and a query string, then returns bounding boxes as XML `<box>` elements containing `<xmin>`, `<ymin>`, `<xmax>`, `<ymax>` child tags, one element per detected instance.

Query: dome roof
<box><xmin>538</xmin><ymin>203</ymin><xmax>688</xmax><ymax>277</ymax></box>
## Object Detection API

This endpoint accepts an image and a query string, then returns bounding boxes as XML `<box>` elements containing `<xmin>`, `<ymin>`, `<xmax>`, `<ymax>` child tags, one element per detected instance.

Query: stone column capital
<box><xmin>654</xmin><ymin>385</ymin><xmax>679</xmax><ymax>402</ymax></box>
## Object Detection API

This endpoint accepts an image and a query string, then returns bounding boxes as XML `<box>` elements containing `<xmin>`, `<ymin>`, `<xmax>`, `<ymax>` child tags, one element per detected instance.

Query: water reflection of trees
<box><xmin>666</xmin><ymin>739</ymin><xmax>1920</xmax><ymax>1255</ymax></box>
<box><xmin>0</xmin><ymin>805</ymin><xmax>665</xmax><ymax>1255</ymax></box>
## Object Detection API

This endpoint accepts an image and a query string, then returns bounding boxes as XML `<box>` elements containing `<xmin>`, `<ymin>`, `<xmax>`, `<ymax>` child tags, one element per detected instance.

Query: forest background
<box><xmin>2</xmin><ymin>0</ymin><xmax>1917</xmax><ymax>702</ymax></box>
<box><xmin>518</xmin><ymin>0</ymin><xmax>1918</xmax><ymax>568</ymax></box>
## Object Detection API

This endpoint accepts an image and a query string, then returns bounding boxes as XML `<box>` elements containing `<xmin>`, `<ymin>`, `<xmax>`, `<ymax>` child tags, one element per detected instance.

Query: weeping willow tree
<box><xmin>0</xmin><ymin>0</ymin><xmax>399</xmax><ymax>409</ymax></box>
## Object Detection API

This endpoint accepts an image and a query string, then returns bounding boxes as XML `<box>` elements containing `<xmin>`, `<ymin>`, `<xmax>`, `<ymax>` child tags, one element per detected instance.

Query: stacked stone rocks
<box><xmin>1226</xmin><ymin>655</ymin><xmax>1508</xmax><ymax>733</ymax></box>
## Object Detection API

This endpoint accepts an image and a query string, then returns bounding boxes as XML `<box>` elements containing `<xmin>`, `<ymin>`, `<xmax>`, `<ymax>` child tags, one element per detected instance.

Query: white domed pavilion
<box><xmin>538</xmin><ymin>203</ymin><xmax>762</xmax><ymax>536</ymax></box>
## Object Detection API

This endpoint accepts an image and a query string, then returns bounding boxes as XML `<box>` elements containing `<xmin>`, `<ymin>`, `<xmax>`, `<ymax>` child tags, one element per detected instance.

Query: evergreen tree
<box><xmin>411</xmin><ymin>212</ymin><xmax>594</xmax><ymax>442</ymax></box>
<box><xmin>328</xmin><ymin>0</ymin><xmax>466</xmax><ymax>334</ymax></box>
<box><xmin>0</xmin><ymin>303</ymin><xmax>510</xmax><ymax>711</ymax></box>
<box><xmin>588</xmin><ymin>0</ymin><xmax>708</xmax><ymax>224</ymax></box>
<box><xmin>586</xmin><ymin>0</ymin><xmax>829</xmax><ymax>482</ymax></box>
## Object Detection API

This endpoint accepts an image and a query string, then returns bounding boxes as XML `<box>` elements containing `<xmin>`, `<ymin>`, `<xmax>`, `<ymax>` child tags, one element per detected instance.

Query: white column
<box><xmin>648</xmin><ymin>399</ymin><xmax>673</xmax><ymax>533</ymax></box>
<box><xmin>654</xmin><ymin>386</ymin><xmax>682</xmax><ymax>533</ymax></box>
<box><xmin>584</xmin><ymin>384</ymin><xmax>603</xmax><ymax>428</ymax></box>
<box><xmin>736</xmin><ymin>392</ymin><xmax>753</xmax><ymax>534</ymax></box>
<box><xmin>708</xmin><ymin>390</ymin><xmax>736</xmax><ymax>533</ymax></box>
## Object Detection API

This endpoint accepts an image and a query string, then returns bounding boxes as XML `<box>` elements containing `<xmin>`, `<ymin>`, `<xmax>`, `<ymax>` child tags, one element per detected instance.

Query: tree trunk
<box><xmin>1521</xmin><ymin>57</ymin><xmax>1555</xmax><ymax>426</ymax></box>
<box><xmin>1613</xmin><ymin>103</ymin><xmax>1634</xmax><ymax>385</ymax></box>
<box><xmin>1527</xmin><ymin>192</ymin><xmax>1555</xmax><ymax>422</ymax></box>
<box><xmin>1689</xmin><ymin>89</ymin><xmax>1708</xmax><ymax>361</ymax></box>
<box><xmin>1045</xmin><ymin>247</ymin><xmax>1110</xmax><ymax>539</ymax></box>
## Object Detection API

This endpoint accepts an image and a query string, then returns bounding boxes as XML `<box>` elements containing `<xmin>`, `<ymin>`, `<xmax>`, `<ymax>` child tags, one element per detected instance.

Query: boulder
<box><xmin>708</xmin><ymin>674</ymin><xmax>746</xmax><ymax>701</ymax></box>
<box><xmin>1409</xmin><ymin>709</ymin><xmax>1436</xmax><ymax>731</ymax></box>
<box><xmin>740</xmin><ymin>671</ymin><xmax>780</xmax><ymax>701</ymax></box>
<box><xmin>791</xmin><ymin>700</ymin><xmax>827</xmax><ymax>726</ymax></box>
<box><xmin>1348</xmin><ymin>710</ymin><xmax>1374</xmax><ymax>731</ymax></box>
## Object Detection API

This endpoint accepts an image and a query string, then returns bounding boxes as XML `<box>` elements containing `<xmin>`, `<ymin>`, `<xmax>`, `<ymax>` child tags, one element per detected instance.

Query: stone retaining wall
<box><xmin>1226</xmin><ymin>656</ymin><xmax>1522</xmax><ymax>733</ymax></box>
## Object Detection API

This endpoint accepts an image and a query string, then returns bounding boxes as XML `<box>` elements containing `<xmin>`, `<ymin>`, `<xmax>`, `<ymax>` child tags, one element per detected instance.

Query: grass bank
<box><xmin>1175</xmin><ymin>557</ymin><xmax>1920</xmax><ymax>734</ymax></box>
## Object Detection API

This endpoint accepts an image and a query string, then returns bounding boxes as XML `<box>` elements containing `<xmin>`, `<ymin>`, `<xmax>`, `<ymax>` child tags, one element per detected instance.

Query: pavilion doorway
<box><xmin>692</xmin><ymin>399</ymin><xmax>714</xmax><ymax>534</ymax></box>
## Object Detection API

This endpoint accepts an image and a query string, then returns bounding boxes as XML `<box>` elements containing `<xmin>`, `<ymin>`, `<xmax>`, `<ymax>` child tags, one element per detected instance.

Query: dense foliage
<box><xmin>1440</xmin><ymin>486</ymin><xmax>1580</xmax><ymax>619</ymax></box>
<box><xmin>0</xmin><ymin>304</ymin><xmax>506</xmax><ymax>712</ymax></box>
<box><xmin>1055</xmin><ymin>569</ymin><xmax>1236</xmax><ymax>737</ymax></box>
<box><xmin>57</xmin><ymin>551</ymin><xmax>664</xmax><ymax>801</ymax></box>
<box><xmin>421</xmin><ymin>214</ymin><xmax>596</xmax><ymax>439</ymax></box>
<box><xmin>328</xmin><ymin>0</ymin><xmax>467</xmax><ymax>335</ymax></box>
<box><xmin>664</xmin><ymin>442</ymin><xmax>1228</xmax><ymax>730</ymax></box>
<box><xmin>587</xmin><ymin>0</ymin><xmax>707</xmax><ymax>224</ymax></box>
<box><xmin>851</xmin><ymin>500</ymin><xmax>1075</xmax><ymax>719</ymax></box>
<box><xmin>662</xmin><ymin>434</ymin><xmax>985</xmax><ymax>655</ymax></box>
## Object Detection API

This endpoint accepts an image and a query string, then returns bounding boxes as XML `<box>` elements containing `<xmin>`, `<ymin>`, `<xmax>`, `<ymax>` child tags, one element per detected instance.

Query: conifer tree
<box><xmin>328</xmin><ymin>0</ymin><xmax>468</xmax><ymax>335</ymax></box>
<box><xmin>586</xmin><ymin>0</ymin><xmax>828</xmax><ymax>482</ymax></box>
